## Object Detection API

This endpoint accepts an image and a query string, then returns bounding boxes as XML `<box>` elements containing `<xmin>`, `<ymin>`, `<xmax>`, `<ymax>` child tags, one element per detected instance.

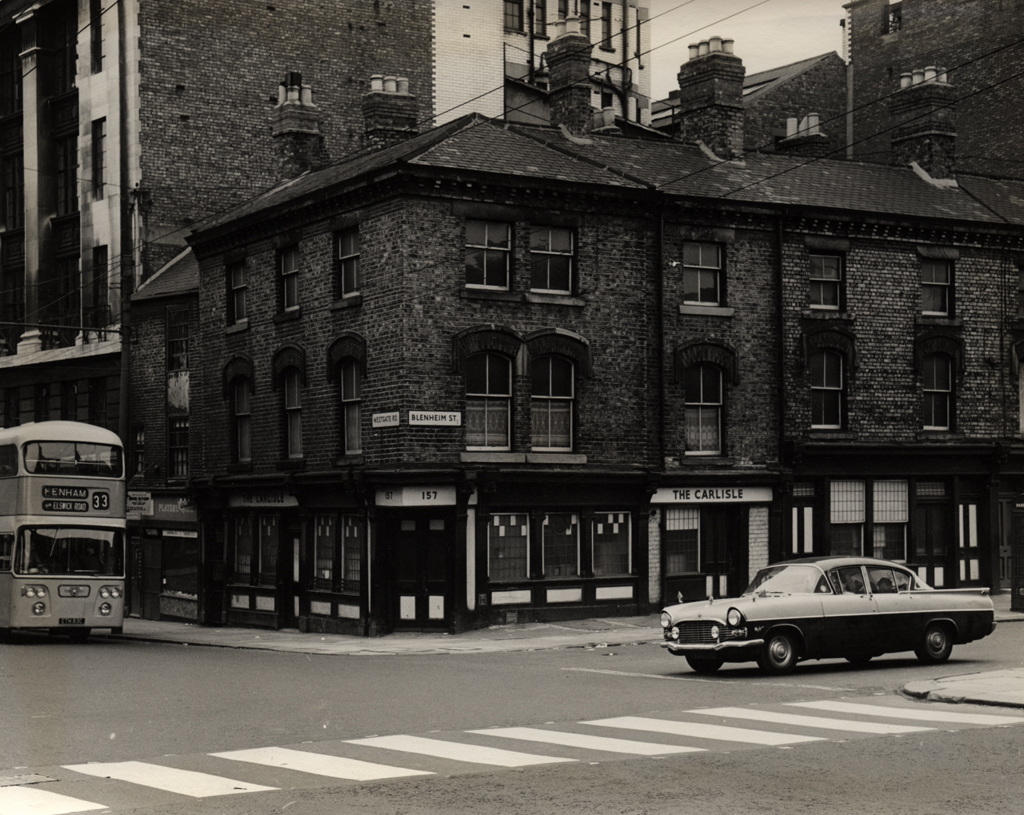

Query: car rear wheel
<box><xmin>757</xmin><ymin>631</ymin><xmax>799</xmax><ymax>675</ymax></box>
<box><xmin>915</xmin><ymin>623</ymin><xmax>953</xmax><ymax>664</ymax></box>
<box><xmin>685</xmin><ymin>655</ymin><xmax>723</xmax><ymax>674</ymax></box>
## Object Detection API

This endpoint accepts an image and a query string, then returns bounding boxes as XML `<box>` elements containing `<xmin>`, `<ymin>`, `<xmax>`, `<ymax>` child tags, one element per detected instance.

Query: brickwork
<box><xmin>647</xmin><ymin>508</ymin><xmax>661</xmax><ymax>605</ymax></box>
<box><xmin>137</xmin><ymin>0</ymin><xmax>433</xmax><ymax>272</ymax></box>
<box><xmin>748</xmin><ymin>505</ymin><xmax>769</xmax><ymax>583</ymax></box>
<box><xmin>849</xmin><ymin>0</ymin><xmax>1024</xmax><ymax>178</ymax></box>
<box><xmin>744</xmin><ymin>54</ymin><xmax>847</xmax><ymax>155</ymax></box>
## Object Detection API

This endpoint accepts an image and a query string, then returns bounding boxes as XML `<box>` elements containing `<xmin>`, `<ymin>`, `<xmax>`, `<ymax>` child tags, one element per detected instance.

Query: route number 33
<box><xmin>92</xmin><ymin>491</ymin><xmax>110</xmax><ymax>510</ymax></box>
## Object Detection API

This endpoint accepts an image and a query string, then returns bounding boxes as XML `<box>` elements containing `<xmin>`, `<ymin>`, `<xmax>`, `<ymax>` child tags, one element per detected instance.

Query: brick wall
<box><xmin>137</xmin><ymin>0</ymin><xmax>433</xmax><ymax>274</ymax></box>
<box><xmin>849</xmin><ymin>0</ymin><xmax>1024</xmax><ymax>178</ymax></box>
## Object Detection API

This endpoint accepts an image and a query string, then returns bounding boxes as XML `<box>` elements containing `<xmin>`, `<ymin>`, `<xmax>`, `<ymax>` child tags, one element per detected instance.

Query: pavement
<box><xmin>107</xmin><ymin>591</ymin><xmax>1024</xmax><ymax>708</ymax></box>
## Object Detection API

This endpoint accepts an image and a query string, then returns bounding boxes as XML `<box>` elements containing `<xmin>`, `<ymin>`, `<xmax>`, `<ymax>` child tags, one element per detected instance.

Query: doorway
<box><xmin>280</xmin><ymin>523</ymin><xmax>302</xmax><ymax>629</ymax></box>
<box><xmin>393</xmin><ymin>513</ymin><xmax>452</xmax><ymax>629</ymax></box>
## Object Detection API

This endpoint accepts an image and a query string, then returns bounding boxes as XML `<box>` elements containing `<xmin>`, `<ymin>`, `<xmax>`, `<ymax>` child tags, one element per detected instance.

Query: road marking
<box><xmin>789</xmin><ymin>701</ymin><xmax>1024</xmax><ymax>726</ymax></box>
<box><xmin>468</xmin><ymin>727</ymin><xmax>706</xmax><ymax>756</ymax></box>
<box><xmin>0</xmin><ymin>786</ymin><xmax>106</xmax><ymax>815</ymax></box>
<box><xmin>692</xmin><ymin>707</ymin><xmax>932</xmax><ymax>734</ymax></box>
<box><xmin>62</xmin><ymin>761</ymin><xmax>277</xmax><ymax>797</ymax></box>
<box><xmin>211</xmin><ymin>746</ymin><xmax>433</xmax><ymax>781</ymax></box>
<box><xmin>346</xmin><ymin>735</ymin><xmax>574</xmax><ymax>767</ymax></box>
<box><xmin>562</xmin><ymin>667</ymin><xmax>715</xmax><ymax>682</ymax></box>
<box><xmin>583</xmin><ymin>716</ymin><xmax>825</xmax><ymax>745</ymax></box>
<box><xmin>561</xmin><ymin>668</ymin><xmax>856</xmax><ymax>692</ymax></box>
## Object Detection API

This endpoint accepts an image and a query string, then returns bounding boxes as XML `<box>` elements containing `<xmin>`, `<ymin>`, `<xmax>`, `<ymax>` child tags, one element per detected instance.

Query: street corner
<box><xmin>903</xmin><ymin>669</ymin><xmax>1024</xmax><ymax>709</ymax></box>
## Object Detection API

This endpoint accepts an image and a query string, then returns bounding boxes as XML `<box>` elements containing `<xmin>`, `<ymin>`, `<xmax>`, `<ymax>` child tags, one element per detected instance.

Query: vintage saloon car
<box><xmin>660</xmin><ymin>557</ymin><xmax>996</xmax><ymax>675</ymax></box>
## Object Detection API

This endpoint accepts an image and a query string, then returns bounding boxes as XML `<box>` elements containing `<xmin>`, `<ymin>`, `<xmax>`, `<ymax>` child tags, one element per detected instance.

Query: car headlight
<box><xmin>727</xmin><ymin>608</ymin><xmax>744</xmax><ymax>627</ymax></box>
<box><xmin>660</xmin><ymin>611</ymin><xmax>672</xmax><ymax>629</ymax></box>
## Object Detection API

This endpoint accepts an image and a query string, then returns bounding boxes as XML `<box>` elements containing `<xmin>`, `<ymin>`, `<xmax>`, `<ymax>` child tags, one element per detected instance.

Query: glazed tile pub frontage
<box><xmin>200</xmin><ymin>473</ymin><xmax>782</xmax><ymax>635</ymax></box>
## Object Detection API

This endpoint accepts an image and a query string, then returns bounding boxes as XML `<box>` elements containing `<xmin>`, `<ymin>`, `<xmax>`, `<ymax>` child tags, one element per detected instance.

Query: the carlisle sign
<box><xmin>652</xmin><ymin>485</ymin><xmax>773</xmax><ymax>504</ymax></box>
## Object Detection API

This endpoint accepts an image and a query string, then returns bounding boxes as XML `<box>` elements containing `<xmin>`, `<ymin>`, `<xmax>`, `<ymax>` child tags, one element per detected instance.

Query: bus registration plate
<box><xmin>59</xmin><ymin>618</ymin><xmax>85</xmax><ymax>625</ymax></box>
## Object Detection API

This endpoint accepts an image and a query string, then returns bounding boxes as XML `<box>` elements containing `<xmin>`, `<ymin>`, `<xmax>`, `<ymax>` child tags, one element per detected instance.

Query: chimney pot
<box><xmin>787</xmin><ymin>117</ymin><xmax>798</xmax><ymax>138</ymax></box>
<box><xmin>912</xmin><ymin>68</ymin><xmax>925</xmax><ymax>85</ymax></box>
<box><xmin>807</xmin><ymin>112</ymin><xmax>820</xmax><ymax>134</ymax></box>
<box><xmin>698</xmin><ymin>40</ymin><xmax>709</xmax><ymax>57</ymax></box>
<box><xmin>384</xmin><ymin>76</ymin><xmax>397</xmax><ymax>93</ymax></box>
<box><xmin>722</xmin><ymin>39</ymin><xmax>735</xmax><ymax>55</ymax></box>
<box><xmin>924</xmin><ymin>65</ymin><xmax>937</xmax><ymax>82</ymax></box>
<box><xmin>938</xmin><ymin>68</ymin><xmax>948</xmax><ymax>84</ymax></box>
<box><xmin>688</xmin><ymin>43</ymin><xmax>699</xmax><ymax>60</ymax></box>
<box><xmin>278</xmin><ymin>83</ymin><xmax>287</xmax><ymax>104</ymax></box>
<box><xmin>300</xmin><ymin>85</ymin><xmax>312</xmax><ymax>105</ymax></box>
<box><xmin>286</xmin><ymin>84</ymin><xmax>300</xmax><ymax>103</ymax></box>
<box><xmin>397</xmin><ymin>76</ymin><xmax>409</xmax><ymax>94</ymax></box>
<box><xmin>900</xmin><ymin>72</ymin><xmax>912</xmax><ymax>89</ymax></box>
<box><xmin>370</xmin><ymin>74</ymin><xmax>384</xmax><ymax>92</ymax></box>
<box><xmin>709</xmin><ymin>36</ymin><xmax>722</xmax><ymax>52</ymax></box>
<box><xmin>565</xmin><ymin>13</ymin><xmax>580</xmax><ymax>36</ymax></box>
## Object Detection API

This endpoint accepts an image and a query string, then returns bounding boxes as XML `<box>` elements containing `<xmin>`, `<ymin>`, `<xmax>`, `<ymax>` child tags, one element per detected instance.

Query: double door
<box><xmin>393</xmin><ymin>512</ymin><xmax>452</xmax><ymax>629</ymax></box>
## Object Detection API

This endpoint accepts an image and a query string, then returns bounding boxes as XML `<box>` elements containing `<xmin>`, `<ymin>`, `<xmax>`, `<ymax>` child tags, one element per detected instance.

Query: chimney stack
<box><xmin>889</xmin><ymin>67</ymin><xmax>956</xmax><ymax>179</ymax></box>
<box><xmin>674</xmin><ymin>37</ymin><xmax>745</xmax><ymax>158</ymax></box>
<box><xmin>362</xmin><ymin>75</ymin><xmax>419</xmax><ymax>150</ymax></box>
<box><xmin>271</xmin><ymin>72</ymin><xmax>328</xmax><ymax>178</ymax></box>
<box><xmin>776</xmin><ymin>112</ymin><xmax>832</xmax><ymax>158</ymax></box>
<box><xmin>546</xmin><ymin>14</ymin><xmax>595</xmax><ymax>136</ymax></box>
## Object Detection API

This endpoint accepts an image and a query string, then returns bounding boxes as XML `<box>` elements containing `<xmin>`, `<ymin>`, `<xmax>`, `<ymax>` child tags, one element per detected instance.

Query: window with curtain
<box><xmin>340</xmin><ymin>360</ymin><xmax>362</xmax><ymax>455</ymax></box>
<box><xmin>684</xmin><ymin>363</ymin><xmax>722</xmax><ymax>455</ymax></box>
<box><xmin>923</xmin><ymin>354</ymin><xmax>952</xmax><ymax>430</ymax></box>
<box><xmin>810</xmin><ymin>349</ymin><xmax>843</xmax><ymax>428</ymax></box>
<box><xmin>465</xmin><ymin>353</ymin><xmax>511</xmax><ymax>449</ymax></box>
<box><xmin>283</xmin><ymin>368</ymin><xmax>302</xmax><ymax>458</ymax></box>
<box><xmin>531</xmin><ymin>356</ymin><xmax>574</xmax><ymax>450</ymax></box>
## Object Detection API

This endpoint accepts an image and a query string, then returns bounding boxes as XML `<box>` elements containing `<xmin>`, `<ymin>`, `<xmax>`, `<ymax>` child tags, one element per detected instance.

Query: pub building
<box><xmin>181</xmin><ymin>30</ymin><xmax>1024</xmax><ymax>635</ymax></box>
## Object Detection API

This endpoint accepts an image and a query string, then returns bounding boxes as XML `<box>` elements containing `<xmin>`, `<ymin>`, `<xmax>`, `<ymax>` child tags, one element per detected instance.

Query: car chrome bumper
<box><xmin>661</xmin><ymin>639</ymin><xmax>764</xmax><ymax>656</ymax></box>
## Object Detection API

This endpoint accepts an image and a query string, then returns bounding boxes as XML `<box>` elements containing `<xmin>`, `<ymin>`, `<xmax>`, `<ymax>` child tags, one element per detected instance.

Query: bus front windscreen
<box><xmin>14</xmin><ymin>527</ymin><xmax>125</xmax><ymax>577</ymax></box>
<box><xmin>23</xmin><ymin>441</ymin><xmax>123</xmax><ymax>478</ymax></box>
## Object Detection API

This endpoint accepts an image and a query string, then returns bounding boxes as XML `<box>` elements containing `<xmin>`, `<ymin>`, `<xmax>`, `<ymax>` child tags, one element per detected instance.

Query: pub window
<box><xmin>592</xmin><ymin>512</ymin><xmax>630</xmax><ymax>576</ymax></box>
<box><xmin>873</xmin><ymin>480</ymin><xmax>908</xmax><ymax>561</ymax></box>
<box><xmin>340</xmin><ymin>359</ymin><xmax>361</xmax><ymax>456</ymax></box>
<box><xmin>232</xmin><ymin>378</ymin><xmax>252</xmax><ymax>463</ymax></box>
<box><xmin>234</xmin><ymin>515</ymin><xmax>254</xmax><ymax>580</ymax></box>
<box><xmin>664</xmin><ymin>507</ymin><xmax>699</xmax><ymax>573</ymax></box>
<box><xmin>810</xmin><ymin>349</ymin><xmax>844</xmax><ymax>429</ymax></box>
<box><xmin>830</xmin><ymin>480</ymin><xmax>865</xmax><ymax>556</ymax></box>
<box><xmin>684</xmin><ymin>363</ymin><xmax>722</xmax><ymax>455</ymax></box>
<box><xmin>258</xmin><ymin>514</ymin><xmax>278</xmax><ymax>586</ymax></box>
<box><xmin>314</xmin><ymin>514</ymin><xmax>335</xmax><ymax>590</ymax></box>
<box><xmin>923</xmin><ymin>353</ymin><xmax>952</xmax><ymax>430</ymax></box>
<box><xmin>489</xmin><ymin>513</ymin><xmax>529</xmax><ymax>580</ymax></box>
<box><xmin>341</xmin><ymin>515</ymin><xmax>363</xmax><ymax>592</ymax></box>
<box><xmin>542</xmin><ymin>512</ymin><xmax>578</xmax><ymax>577</ymax></box>
<box><xmin>531</xmin><ymin>355</ymin><xmax>574</xmax><ymax>451</ymax></box>
<box><xmin>283</xmin><ymin>368</ymin><xmax>303</xmax><ymax>459</ymax></box>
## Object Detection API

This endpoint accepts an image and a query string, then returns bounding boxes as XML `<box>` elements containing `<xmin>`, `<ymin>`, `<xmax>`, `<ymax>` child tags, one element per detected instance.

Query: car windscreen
<box><xmin>743</xmin><ymin>564</ymin><xmax>827</xmax><ymax>595</ymax></box>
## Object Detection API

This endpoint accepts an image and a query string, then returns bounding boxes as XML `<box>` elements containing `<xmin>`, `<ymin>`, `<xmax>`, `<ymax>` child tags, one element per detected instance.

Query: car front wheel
<box><xmin>915</xmin><ymin>623</ymin><xmax>953</xmax><ymax>664</ymax></box>
<box><xmin>686</xmin><ymin>655</ymin><xmax>723</xmax><ymax>674</ymax></box>
<box><xmin>757</xmin><ymin>631</ymin><xmax>799</xmax><ymax>675</ymax></box>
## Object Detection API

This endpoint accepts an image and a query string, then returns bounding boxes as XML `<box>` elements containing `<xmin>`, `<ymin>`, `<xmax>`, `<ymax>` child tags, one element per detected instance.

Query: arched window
<box><xmin>810</xmin><ymin>350</ymin><xmax>843</xmax><ymax>429</ymax></box>
<box><xmin>684</xmin><ymin>363</ymin><xmax>722</xmax><ymax>455</ymax></box>
<box><xmin>232</xmin><ymin>378</ymin><xmax>252</xmax><ymax>463</ymax></box>
<box><xmin>923</xmin><ymin>354</ymin><xmax>952</xmax><ymax>430</ymax></box>
<box><xmin>465</xmin><ymin>353</ymin><xmax>512</xmax><ymax>449</ymax></box>
<box><xmin>340</xmin><ymin>359</ymin><xmax>362</xmax><ymax>455</ymax></box>
<box><xmin>531</xmin><ymin>355</ymin><xmax>574</xmax><ymax>451</ymax></box>
<box><xmin>283</xmin><ymin>368</ymin><xmax>302</xmax><ymax>458</ymax></box>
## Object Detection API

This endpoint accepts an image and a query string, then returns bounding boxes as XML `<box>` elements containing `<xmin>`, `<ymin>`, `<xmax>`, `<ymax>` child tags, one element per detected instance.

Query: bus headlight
<box><xmin>100</xmin><ymin>586</ymin><xmax>122</xmax><ymax>599</ymax></box>
<box><xmin>99</xmin><ymin>603</ymin><xmax>112</xmax><ymax>616</ymax></box>
<box><xmin>32</xmin><ymin>602</ymin><xmax>46</xmax><ymax>615</ymax></box>
<box><xmin>22</xmin><ymin>585</ymin><xmax>47</xmax><ymax>598</ymax></box>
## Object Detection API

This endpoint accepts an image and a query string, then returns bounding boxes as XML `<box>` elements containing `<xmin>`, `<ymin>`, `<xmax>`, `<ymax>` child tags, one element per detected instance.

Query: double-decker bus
<box><xmin>0</xmin><ymin>421</ymin><xmax>126</xmax><ymax>641</ymax></box>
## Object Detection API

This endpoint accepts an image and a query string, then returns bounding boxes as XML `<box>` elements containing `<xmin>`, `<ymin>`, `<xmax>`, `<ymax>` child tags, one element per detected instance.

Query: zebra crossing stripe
<box><xmin>346</xmin><ymin>735</ymin><xmax>574</xmax><ymax>766</ymax></box>
<box><xmin>61</xmin><ymin>761</ymin><xmax>277</xmax><ymax>797</ymax></box>
<box><xmin>0</xmin><ymin>786</ymin><xmax>106</xmax><ymax>815</ymax></box>
<box><xmin>468</xmin><ymin>726</ymin><xmax>706</xmax><ymax>756</ymax></box>
<box><xmin>692</xmin><ymin>707</ymin><xmax>932</xmax><ymax>734</ymax></box>
<box><xmin>211</xmin><ymin>746</ymin><xmax>433</xmax><ymax>780</ymax></box>
<box><xmin>583</xmin><ymin>716</ymin><xmax>825</xmax><ymax>745</ymax></box>
<box><xmin>788</xmin><ymin>701</ymin><xmax>1024</xmax><ymax>726</ymax></box>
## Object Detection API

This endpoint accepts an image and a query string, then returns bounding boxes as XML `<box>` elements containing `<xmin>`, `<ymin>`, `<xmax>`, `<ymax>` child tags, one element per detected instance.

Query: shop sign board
<box><xmin>127</xmin><ymin>491</ymin><xmax>153</xmax><ymax>519</ymax></box>
<box><xmin>228</xmin><ymin>491</ymin><xmax>300</xmax><ymax>508</ymax></box>
<box><xmin>652</xmin><ymin>486</ymin><xmax>773</xmax><ymax>504</ymax></box>
<box><xmin>377</xmin><ymin>486</ymin><xmax>458</xmax><ymax>507</ymax></box>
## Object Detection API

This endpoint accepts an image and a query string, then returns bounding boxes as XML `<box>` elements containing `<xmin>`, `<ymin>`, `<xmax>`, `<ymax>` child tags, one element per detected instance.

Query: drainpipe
<box><xmin>775</xmin><ymin>214</ymin><xmax>787</xmax><ymax>463</ymax></box>
<box><xmin>620</xmin><ymin>0</ymin><xmax>631</xmax><ymax>121</ymax></box>
<box><xmin>528</xmin><ymin>1</ymin><xmax>536</xmax><ymax>84</ymax></box>
<box><xmin>657</xmin><ymin>204</ymin><xmax>666</xmax><ymax>467</ymax></box>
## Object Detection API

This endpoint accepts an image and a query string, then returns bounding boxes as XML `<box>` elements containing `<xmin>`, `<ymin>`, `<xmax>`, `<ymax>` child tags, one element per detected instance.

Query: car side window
<box><xmin>892</xmin><ymin>569</ymin><xmax>912</xmax><ymax>592</ymax></box>
<box><xmin>836</xmin><ymin>566</ymin><xmax>866</xmax><ymax>594</ymax></box>
<box><xmin>867</xmin><ymin>567</ymin><xmax>897</xmax><ymax>593</ymax></box>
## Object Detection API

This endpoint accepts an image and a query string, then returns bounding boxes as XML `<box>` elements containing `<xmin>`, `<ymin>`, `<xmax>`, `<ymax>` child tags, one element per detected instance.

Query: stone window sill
<box><xmin>225</xmin><ymin>319</ymin><xmax>249</xmax><ymax>335</ymax></box>
<box><xmin>806</xmin><ymin>430</ymin><xmax>856</xmax><ymax>440</ymax></box>
<box><xmin>801</xmin><ymin>310</ymin><xmax>854</xmax><ymax>322</ymax></box>
<box><xmin>461</xmin><ymin>452</ymin><xmax>526</xmax><ymax>464</ymax></box>
<box><xmin>331</xmin><ymin>294</ymin><xmax>363</xmax><ymax>311</ymax></box>
<box><xmin>679</xmin><ymin>304</ymin><xmax>734</xmax><ymax>318</ymax></box>
<box><xmin>527</xmin><ymin>452</ymin><xmax>587</xmax><ymax>465</ymax></box>
<box><xmin>274</xmin><ymin>308</ymin><xmax>301</xmax><ymax>323</ymax></box>
<box><xmin>916</xmin><ymin>315</ymin><xmax>961</xmax><ymax>328</ymax></box>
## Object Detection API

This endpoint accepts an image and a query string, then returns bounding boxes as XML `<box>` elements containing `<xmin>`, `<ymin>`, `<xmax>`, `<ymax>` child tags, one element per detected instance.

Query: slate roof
<box><xmin>132</xmin><ymin>248</ymin><xmax>199</xmax><ymax>302</ymax></box>
<box><xmin>741</xmin><ymin>53</ymin><xmax>838</xmax><ymax>105</ymax></box>
<box><xmin>191</xmin><ymin>115</ymin><xmax>1023</xmax><ymax>241</ymax></box>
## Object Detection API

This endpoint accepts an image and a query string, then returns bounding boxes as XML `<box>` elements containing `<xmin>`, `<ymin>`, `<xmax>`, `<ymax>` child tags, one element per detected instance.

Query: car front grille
<box><xmin>674</xmin><ymin>620</ymin><xmax>723</xmax><ymax>645</ymax></box>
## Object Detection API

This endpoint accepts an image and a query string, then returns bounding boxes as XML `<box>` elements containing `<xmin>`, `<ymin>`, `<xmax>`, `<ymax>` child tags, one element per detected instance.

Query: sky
<box><xmin>647</xmin><ymin>0</ymin><xmax>848</xmax><ymax>101</ymax></box>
